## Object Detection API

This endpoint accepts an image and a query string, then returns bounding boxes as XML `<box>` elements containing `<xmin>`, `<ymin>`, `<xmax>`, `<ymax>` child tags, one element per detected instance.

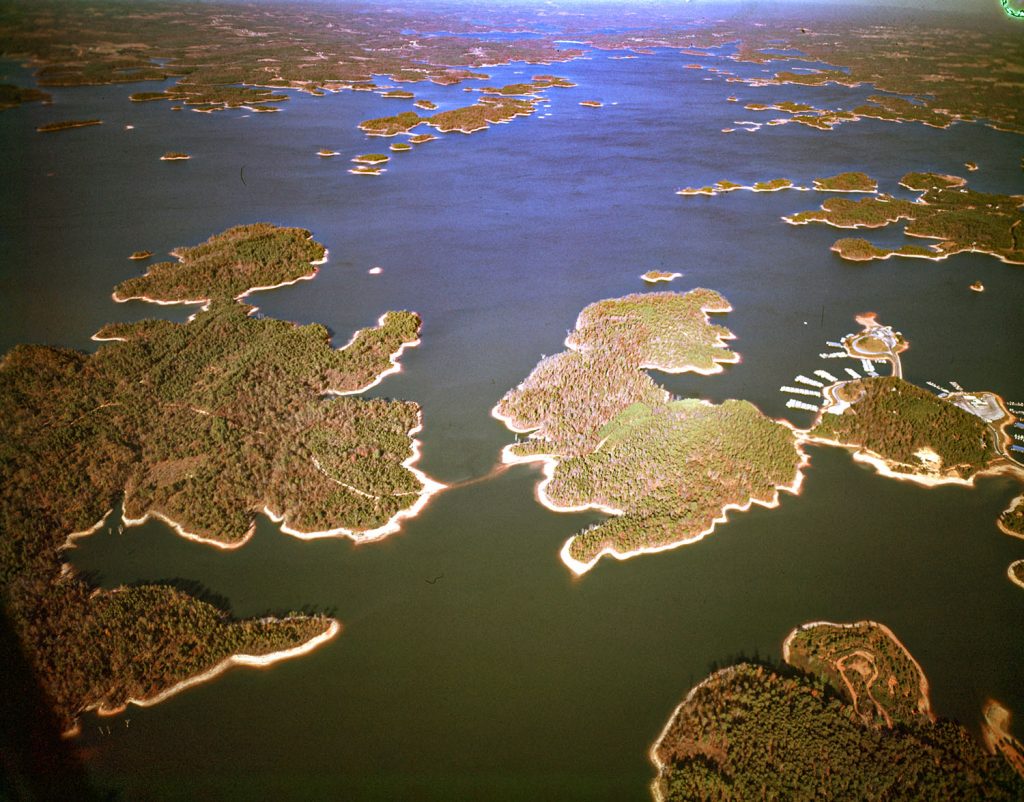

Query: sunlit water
<box><xmin>2</xmin><ymin>43</ymin><xmax>1023</xmax><ymax>801</ymax></box>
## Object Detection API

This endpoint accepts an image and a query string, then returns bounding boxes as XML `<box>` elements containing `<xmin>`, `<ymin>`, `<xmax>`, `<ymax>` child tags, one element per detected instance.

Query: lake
<box><xmin>2</xmin><ymin>42</ymin><xmax>1022</xmax><ymax>801</ymax></box>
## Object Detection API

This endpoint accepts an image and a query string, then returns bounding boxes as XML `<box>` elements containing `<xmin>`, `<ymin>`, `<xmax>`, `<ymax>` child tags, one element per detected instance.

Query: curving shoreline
<box><xmin>264</xmin><ymin>415</ymin><xmax>446</xmax><ymax>543</ymax></box>
<box><xmin>781</xmin><ymin>619</ymin><xmax>934</xmax><ymax>721</ymax></box>
<box><xmin>494</xmin><ymin>395</ymin><xmax>809</xmax><ymax>576</ymax></box>
<box><xmin>75</xmin><ymin>618</ymin><xmax>341</xmax><ymax>731</ymax></box>
<box><xmin>798</xmin><ymin>432</ymin><xmax>1024</xmax><ymax>489</ymax></box>
<box><xmin>560</xmin><ymin>422</ymin><xmax>810</xmax><ymax>576</ymax></box>
<box><xmin>323</xmin><ymin>312</ymin><xmax>421</xmax><ymax>396</ymax></box>
<box><xmin>649</xmin><ymin>666</ymin><xmax>740</xmax><ymax>802</ymax></box>
<box><xmin>997</xmin><ymin>494</ymin><xmax>1024</xmax><ymax>541</ymax></box>
<box><xmin>112</xmin><ymin>244</ymin><xmax>330</xmax><ymax>309</ymax></box>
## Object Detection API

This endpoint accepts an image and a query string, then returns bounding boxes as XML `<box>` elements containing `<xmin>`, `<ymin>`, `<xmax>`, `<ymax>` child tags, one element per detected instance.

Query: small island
<box><xmin>408</xmin><ymin>133</ymin><xmax>437</xmax><ymax>144</ymax></box>
<box><xmin>114</xmin><ymin>223</ymin><xmax>326</xmax><ymax>304</ymax></box>
<box><xmin>128</xmin><ymin>250</ymin><xmax>153</xmax><ymax>261</ymax></box>
<box><xmin>359</xmin><ymin>111</ymin><xmax>422</xmax><ymax>136</ymax></box>
<box><xmin>971</xmin><ymin>280</ymin><xmax>985</xmax><ymax>292</ymax></box>
<box><xmin>1000</xmin><ymin>495</ymin><xmax>1024</xmax><ymax>539</ymax></box>
<box><xmin>495</xmin><ymin>290</ymin><xmax>804</xmax><ymax>574</ymax></box>
<box><xmin>348</xmin><ymin>164</ymin><xmax>385</xmax><ymax>176</ymax></box>
<box><xmin>160</xmin><ymin>151</ymin><xmax>191</xmax><ymax>161</ymax></box>
<box><xmin>36</xmin><ymin>118</ymin><xmax>101</xmax><ymax>132</ymax></box>
<box><xmin>899</xmin><ymin>171</ymin><xmax>967</xmax><ymax>191</ymax></box>
<box><xmin>381</xmin><ymin>89</ymin><xmax>414</xmax><ymax>99</ymax></box>
<box><xmin>830</xmin><ymin>237</ymin><xmax>934</xmax><ymax>261</ymax></box>
<box><xmin>317</xmin><ymin>148</ymin><xmax>340</xmax><ymax>157</ymax></box>
<box><xmin>413</xmin><ymin>99</ymin><xmax>438</xmax><ymax>110</ymax></box>
<box><xmin>641</xmin><ymin>270</ymin><xmax>681</xmax><ymax>283</ymax></box>
<box><xmin>813</xmin><ymin>171</ymin><xmax>878</xmax><ymax>192</ymax></box>
<box><xmin>0</xmin><ymin>83</ymin><xmax>51</xmax><ymax>109</ymax></box>
<box><xmin>1009</xmin><ymin>560</ymin><xmax>1024</xmax><ymax>590</ymax></box>
<box><xmin>651</xmin><ymin>621</ymin><xmax>1024</xmax><ymax>799</ymax></box>
<box><xmin>389</xmin><ymin>142</ymin><xmax>412</xmax><ymax>152</ymax></box>
<box><xmin>752</xmin><ymin>177</ymin><xmax>794</xmax><ymax>191</ymax></box>
<box><xmin>352</xmin><ymin>153</ymin><xmax>389</xmax><ymax>164</ymax></box>
<box><xmin>579</xmin><ymin>100</ymin><xmax>603</xmax><ymax>107</ymax></box>
<box><xmin>677</xmin><ymin>178</ymin><xmax>802</xmax><ymax>196</ymax></box>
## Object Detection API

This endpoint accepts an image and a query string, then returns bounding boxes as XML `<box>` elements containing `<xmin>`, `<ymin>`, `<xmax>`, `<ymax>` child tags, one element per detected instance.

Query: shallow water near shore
<box><xmin>3</xmin><ymin>41</ymin><xmax>1024</xmax><ymax>801</ymax></box>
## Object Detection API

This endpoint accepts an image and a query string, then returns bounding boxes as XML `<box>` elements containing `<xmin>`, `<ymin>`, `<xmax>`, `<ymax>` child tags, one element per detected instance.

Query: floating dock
<box><xmin>781</xmin><ymin>385</ymin><xmax>821</xmax><ymax>397</ymax></box>
<box><xmin>786</xmin><ymin>399</ymin><xmax>819</xmax><ymax>412</ymax></box>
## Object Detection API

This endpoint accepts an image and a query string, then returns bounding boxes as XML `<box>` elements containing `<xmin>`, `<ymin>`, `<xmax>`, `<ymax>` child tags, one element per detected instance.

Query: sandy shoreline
<box><xmin>997</xmin><ymin>494</ymin><xmax>1024</xmax><ymax>541</ymax></box>
<box><xmin>648</xmin><ymin>665</ymin><xmax>740</xmax><ymax>802</ymax></box>
<box><xmin>113</xmin><ymin>240</ymin><xmax>329</xmax><ymax>309</ymax></box>
<box><xmin>560</xmin><ymin>425</ymin><xmax>810</xmax><ymax>576</ymax></box>
<box><xmin>265</xmin><ymin>414</ymin><xmax>446</xmax><ymax>544</ymax></box>
<box><xmin>77</xmin><ymin>618</ymin><xmax>341</xmax><ymax>728</ymax></box>
<box><xmin>493</xmin><ymin>387</ymin><xmax>809</xmax><ymax>576</ymax></box>
<box><xmin>324</xmin><ymin>312</ymin><xmax>421</xmax><ymax>396</ymax></box>
<box><xmin>798</xmin><ymin>433</ymin><xmax>1024</xmax><ymax>489</ymax></box>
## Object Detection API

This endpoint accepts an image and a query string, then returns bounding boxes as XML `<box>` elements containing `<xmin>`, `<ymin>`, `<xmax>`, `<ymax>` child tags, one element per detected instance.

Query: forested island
<box><xmin>0</xmin><ymin>223</ymin><xmax>440</xmax><ymax>733</ymax></box>
<box><xmin>786</xmin><ymin>173</ymin><xmax>1024</xmax><ymax>265</ymax></box>
<box><xmin>359</xmin><ymin>94</ymin><xmax>539</xmax><ymax>137</ymax></box>
<box><xmin>800</xmin><ymin>315</ymin><xmax>1024</xmax><ymax>586</ymax></box>
<box><xmin>651</xmin><ymin>621</ymin><xmax>1024</xmax><ymax>799</ymax></box>
<box><xmin>113</xmin><ymin>223</ymin><xmax>326</xmax><ymax>304</ymax></box>
<box><xmin>0</xmin><ymin>82</ymin><xmax>50</xmax><ymax>109</ymax></box>
<box><xmin>494</xmin><ymin>290</ymin><xmax>804</xmax><ymax>574</ymax></box>
<box><xmin>677</xmin><ymin>178</ymin><xmax>800</xmax><ymax>196</ymax></box>
<box><xmin>36</xmin><ymin>118</ymin><xmax>100</xmax><ymax>132</ymax></box>
<box><xmin>812</xmin><ymin>171</ymin><xmax>878</xmax><ymax>192</ymax></box>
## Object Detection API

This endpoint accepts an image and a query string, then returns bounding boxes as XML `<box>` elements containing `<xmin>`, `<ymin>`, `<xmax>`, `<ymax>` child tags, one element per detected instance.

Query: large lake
<box><xmin>2</xmin><ymin>42</ymin><xmax>1023</xmax><ymax>800</ymax></box>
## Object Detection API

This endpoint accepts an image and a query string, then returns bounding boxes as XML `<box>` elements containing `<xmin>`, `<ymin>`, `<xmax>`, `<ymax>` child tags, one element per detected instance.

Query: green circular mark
<box><xmin>1002</xmin><ymin>0</ymin><xmax>1024</xmax><ymax>19</ymax></box>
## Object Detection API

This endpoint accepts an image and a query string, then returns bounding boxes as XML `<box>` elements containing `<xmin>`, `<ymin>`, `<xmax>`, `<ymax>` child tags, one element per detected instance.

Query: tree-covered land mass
<box><xmin>132</xmin><ymin>85</ymin><xmax>289</xmax><ymax>112</ymax></box>
<box><xmin>1010</xmin><ymin>561</ymin><xmax>1024</xmax><ymax>589</ymax></box>
<box><xmin>652</xmin><ymin>643</ymin><xmax>1024</xmax><ymax>800</ymax></box>
<box><xmin>785</xmin><ymin>194</ymin><xmax>918</xmax><ymax>228</ymax></box>
<box><xmin>899</xmin><ymin>172</ymin><xmax>966</xmax><ymax>191</ymax></box>
<box><xmin>553</xmin><ymin>398</ymin><xmax>800</xmax><ymax>566</ymax></box>
<box><xmin>0</xmin><ymin>223</ymin><xmax>430</xmax><ymax>732</ymax></box>
<box><xmin>35</xmin><ymin>118</ymin><xmax>100</xmax><ymax>132</ymax></box>
<box><xmin>496</xmin><ymin>290</ymin><xmax>802</xmax><ymax>571</ymax></box>
<box><xmin>813</xmin><ymin>172</ymin><xmax>877</xmax><ymax>192</ymax></box>
<box><xmin>359</xmin><ymin>110</ymin><xmax>422</xmax><ymax>136</ymax></box>
<box><xmin>426</xmin><ymin>95</ymin><xmax>537</xmax><ymax>133</ymax></box>
<box><xmin>0</xmin><ymin>1</ymin><xmax>580</xmax><ymax>123</ymax></box>
<box><xmin>830</xmin><ymin>238</ymin><xmax>934</xmax><ymax>261</ymax></box>
<box><xmin>0</xmin><ymin>82</ymin><xmax>50</xmax><ymax>109</ymax></box>
<box><xmin>480</xmin><ymin>76</ymin><xmax>573</xmax><ymax>96</ymax></box>
<box><xmin>787</xmin><ymin>176</ymin><xmax>1024</xmax><ymax>265</ymax></box>
<box><xmin>1001</xmin><ymin>496</ymin><xmax>1024</xmax><ymax>538</ymax></box>
<box><xmin>810</xmin><ymin>377</ymin><xmax>997</xmax><ymax>481</ymax></box>
<box><xmin>850</xmin><ymin>94</ymin><xmax>955</xmax><ymax>129</ymax></box>
<box><xmin>584</xmin><ymin>9</ymin><xmax>1024</xmax><ymax>134</ymax></box>
<box><xmin>113</xmin><ymin>223</ymin><xmax>325</xmax><ymax>303</ymax></box>
<box><xmin>785</xmin><ymin>622</ymin><xmax>932</xmax><ymax>728</ymax></box>
<box><xmin>752</xmin><ymin>178</ymin><xmax>792</xmax><ymax>192</ymax></box>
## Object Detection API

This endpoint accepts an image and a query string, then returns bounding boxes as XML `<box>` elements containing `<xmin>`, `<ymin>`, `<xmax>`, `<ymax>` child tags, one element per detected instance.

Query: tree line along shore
<box><xmin>0</xmin><ymin>223</ymin><xmax>436</xmax><ymax>733</ymax></box>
